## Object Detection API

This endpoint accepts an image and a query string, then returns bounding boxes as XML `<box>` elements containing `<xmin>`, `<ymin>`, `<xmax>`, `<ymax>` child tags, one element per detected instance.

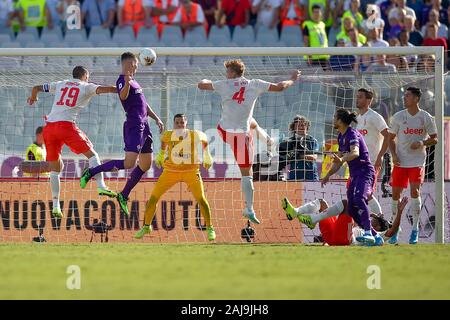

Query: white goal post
<box><xmin>0</xmin><ymin>46</ymin><xmax>445</xmax><ymax>244</ymax></box>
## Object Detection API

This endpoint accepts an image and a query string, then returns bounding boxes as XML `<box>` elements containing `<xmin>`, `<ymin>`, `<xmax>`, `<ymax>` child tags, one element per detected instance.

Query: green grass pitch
<box><xmin>1</xmin><ymin>243</ymin><xmax>450</xmax><ymax>299</ymax></box>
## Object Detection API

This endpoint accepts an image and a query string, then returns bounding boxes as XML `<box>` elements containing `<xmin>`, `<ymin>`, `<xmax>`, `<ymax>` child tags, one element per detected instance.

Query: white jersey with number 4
<box><xmin>356</xmin><ymin>108</ymin><xmax>388</xmax><ymax>164</ymax></box>
<box><xmin>389</xmin><ymin>109</ymin><xmax>437</xmax><ymax>168</ymax></box>
<box><xmin>44</xmin><ymin>79</ymin><xmax>99</xmax><ymax>123</ymax></box>
<box><xmin>213</xmin><ymin>77</ymin><xmax>271</xmax><ymax>132</ymax></box>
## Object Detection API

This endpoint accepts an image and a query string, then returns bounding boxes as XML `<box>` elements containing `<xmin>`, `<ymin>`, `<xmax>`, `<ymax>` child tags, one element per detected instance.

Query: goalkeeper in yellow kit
<box><xmin>135</xmin><ymin>114</ymin><xmax>216</xmax><ymax>241</ymax></box>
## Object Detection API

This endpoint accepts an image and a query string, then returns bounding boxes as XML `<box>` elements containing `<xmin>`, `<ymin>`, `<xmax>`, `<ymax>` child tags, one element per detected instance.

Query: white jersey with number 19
<box><xmin>43</xmin><ymin>79</ymin><xmax>99</xmax><ymax>123</ymax></box>
<box><xmin>213</xmin><ymin>77</ymin><xmax>271</xmax><ymax>132</ymax></box>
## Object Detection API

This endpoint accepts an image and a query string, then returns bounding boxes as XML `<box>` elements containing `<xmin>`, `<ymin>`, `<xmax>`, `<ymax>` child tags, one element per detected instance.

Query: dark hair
<box><xmin>370</xmin><ymin>214</ymin><xmax>392</xmax><ymax>232</ymax></box>
<box><xmin>35</xmin><ymin>126</ymin><xmax>43</xmax><ymax>135</ymax></box>
<box><xmin>121</xmin><ymin>51</ymin><xmax>137</xmax><ymax>63</ymax></box>
<box><xmin>406</xmin><ymin>87</ymin><xmax>422</xmax><ymax>100</ymax></box>
<box><xmin>174</xmin><ymin>113</ymin><xmax>187</xmax><ymax>121</ymax></box>
<box><xmin>72</xmin><ymin>66</ymin><xmax>88</xmax><ymax>79</ymax></box>
<box><xmin>335</xmin><ymin>108</ymin><xmax>358</xmax><ymax>125</ymax></box>
<box><xmin>358</xmin><ymin>88</ymin><xmax>374</xmax><ymax>100</ymax></box>
<box><xmin>289</xmin><ymin>115</ymin><xmax>310</xmax><ymax>132</ymax></box>
<box><xmin>312</xmin><ymin>4</ymin><xmax>322</xmax><ymax>11</ymax></box>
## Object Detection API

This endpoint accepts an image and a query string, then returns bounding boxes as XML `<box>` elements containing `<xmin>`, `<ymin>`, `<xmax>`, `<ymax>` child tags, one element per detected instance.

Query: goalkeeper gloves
<box><xmin>155</xmin><ymin>149</ymin><xmax>165</xmax><ymax>168</ymax></box>
<box><xmin>203</xmin><ymin>151</ymin><xmax>213</xmax><ymax>170</ymax></box>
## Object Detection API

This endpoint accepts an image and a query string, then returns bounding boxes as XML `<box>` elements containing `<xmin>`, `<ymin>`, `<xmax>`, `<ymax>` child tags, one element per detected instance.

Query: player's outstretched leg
<box><xmin>281</xmin><ymin>197</ymin><xmax>298</xmax><ymax>220</ymax></box>
<box><xmin>135</xmin><ymin>224</ymin><xmax>152</xmax><ymax>239</ymax></box>
<box><xmin>117</xmin><ymin>192</ymin><xmax>129</xmax><ymax>217</ymax></box>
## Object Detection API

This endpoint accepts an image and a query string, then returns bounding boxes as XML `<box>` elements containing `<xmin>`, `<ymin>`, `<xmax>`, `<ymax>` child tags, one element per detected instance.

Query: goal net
<box><xmin>0</xmin><ymin>47</ymin><xmax>447</xmax><ymax>244</ymax></box>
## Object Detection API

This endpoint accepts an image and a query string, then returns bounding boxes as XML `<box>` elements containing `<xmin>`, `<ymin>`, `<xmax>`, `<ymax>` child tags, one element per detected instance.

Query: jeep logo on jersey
<box><xmin>135</xmin><ymin>88</ymin><xmax>143</xmax><ymax>94</ymax></box>
<box><xmin>359</xmin><ymin>129</ymin><xmax>368</xmax><ymax>136</ymax></box>
<box><xmin>403</xmin><ymin>127</ymin><xmax>424</xmax><ymax>135</ymax></box>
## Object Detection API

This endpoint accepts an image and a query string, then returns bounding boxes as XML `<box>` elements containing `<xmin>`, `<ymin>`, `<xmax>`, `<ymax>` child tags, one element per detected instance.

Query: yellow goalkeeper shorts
<box><xmin>151</xmin><ymin>170</ymin><xmax>206</xmax><ymax>201</ymax></box>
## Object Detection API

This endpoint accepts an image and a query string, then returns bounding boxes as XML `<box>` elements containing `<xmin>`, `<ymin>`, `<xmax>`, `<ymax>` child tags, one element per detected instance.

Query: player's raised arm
<box><xmin>27</xmin><ymin>85</ymin><xmax>44</xmax><ymax>105</ymax></box>
<box><xmin>119</xmin><ymin>71</ymin><xmax>132</xmax><ymax>100</ymax></box>
<box><xmin>197</xmin><ymin>79</ymin><xmax>214</xmax><ymax>91</ymax></box>
<box><xmin>96</xmin><ymin>85</ymin><xmax>117</xmax><ymax>94</ymax></box>
<box><xmin>268</xmin><ymin>70</ymin><xmax>301</xmax><ymax>92</ymax></box>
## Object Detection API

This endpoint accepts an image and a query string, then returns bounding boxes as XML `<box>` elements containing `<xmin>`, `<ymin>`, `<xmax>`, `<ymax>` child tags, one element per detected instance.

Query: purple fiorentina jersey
<box><xmin>116</xmin><ymin>75</ymin><xmax>148</xmax><ymax>124</ymax></box>
<box><xmin>338</xmin><ymin>127</ymin><xmax>373</xmax><ymax>176</ymax></box>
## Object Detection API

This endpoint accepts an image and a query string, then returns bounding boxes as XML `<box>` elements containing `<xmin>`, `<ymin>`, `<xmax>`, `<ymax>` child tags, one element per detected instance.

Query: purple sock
<box><xmin>90</xmin><ymin>160</ymin><xmax>125</xmax><ymax>176</ymax></box>
<box><xmin>121</xmin><ymin>166</ymin><xmax>146</xmax><ymax>199</ymax></box>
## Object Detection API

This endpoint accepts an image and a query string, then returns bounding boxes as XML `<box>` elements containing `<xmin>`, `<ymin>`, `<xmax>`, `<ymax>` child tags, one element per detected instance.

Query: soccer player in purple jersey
<box><xmin>321</xmin><ymin>108</ymin><xmax>382</xmax><ymax>245</ymax></box>
<box><xmin>80</xmin><ymin>52</ymin><xmax>164</xmax><ymax>216</ymax></box>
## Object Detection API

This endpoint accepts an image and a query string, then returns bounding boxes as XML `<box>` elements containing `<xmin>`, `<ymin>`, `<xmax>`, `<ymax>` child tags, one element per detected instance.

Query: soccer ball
<box><xmin>139</xmin><ymin>48</ymin><xmax>157</xmax><ymax>67</ymax></box>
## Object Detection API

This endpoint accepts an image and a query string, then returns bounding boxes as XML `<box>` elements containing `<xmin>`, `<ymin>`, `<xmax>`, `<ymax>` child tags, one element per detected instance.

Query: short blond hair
<box><xmin>224</xmin><ymin>59</ymin><xmax>245</xmax><ymax>77</ymax></box>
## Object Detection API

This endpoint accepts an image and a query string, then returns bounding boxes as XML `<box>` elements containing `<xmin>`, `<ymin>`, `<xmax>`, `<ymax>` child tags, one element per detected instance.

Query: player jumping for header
<box><xmin>198</xmin><ymin>59</ymin><xmax>300</xmax><ymax>224</ymax></box>
<box><xmin>80</xmin><ymin>52</ymin><xmax>164</xmax><ymax>216</ymax></box>
<box><xmin>27</xmin><ymin>66</ymin><xmax>117</xmax><ymax>218</ymax></box>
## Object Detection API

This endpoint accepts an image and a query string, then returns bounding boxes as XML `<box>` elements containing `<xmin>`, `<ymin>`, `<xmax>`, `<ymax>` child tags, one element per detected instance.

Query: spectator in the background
<box><xmin>378</xmin><ymin>0</ymin><xmax>395</xmax><ymax>25</ymax></box>
<box><xmin>218</xmin><ymin>0</ymin><xmax>251</xmax><ymax>34</ymax></box>
<box><xmin>367</xmin><ymin>27</ymin><xmax>389</xmax><ymax>47</ymax></box>
<box><xmin>407</xmin><ymin>0</ymin><xmax>425</xmax><ymax>18</ymax></box>
<box><xmin>46</xmin><ymin>0</ymin><xmax>60</xmax><ymax>27</ymax></box>
<box><xmin>346</xmin><ymin>27</ymin><xmax>364</xmax><ymax>47</ymax></box>
<box><xmin>0</xmin><ymin>0</ymin><xmax>14</xmax><ymax>28</ymax></box>
<box><xmin>421</xmin><ymin>9</ymin><xmax>448</xmax><ymax>39</ymax></box>
<box><xmin>337</xmin><ymin>16</ymin><xmax>366</xmax><ymax>45</ymax></box>
<box><xmin>17</xmin><ymin>0</ymin><xmax>54</xmax><ymax>30</ymax></box>
<box><xmin>366</xmin><ymin>54</ymin><xmax>397</xmax><ymax>73</ymax></box>
<box><xmin>172</xmin><ymin>0</ymin><xmax>207</xmax><ymax>33</ymax></box>
<box><xmin>399</xmin><ymin>29</ymin><xmax>418</xmax><ymax>66</ymax></box>
<box><xmin>278</xmin><ymin>115</ymin><xmax>319</xmax><ymax>181</ymax></box>
<box><xmin>302</xmin><ymin>4</ymin><xmax>329</xmax><ymax>70</ymax></box>
<box><xmin>306</xmin><ymin>0</ymin><xmax>332</xmax><ymax>31</ymax></box>
<box><xmin>24</xmin><ymin>126</ymin><xmax>49</xmax><ymax>178</ymax></box>
<box><xmin>117</xmin><ymin>0</ymin><xmax>153</xmax><ymax>36</ymax></box>
<box><xmin>81</xmin><ymin>0</ymin><xmax>116</xmax><ymax>33</ymax></box>
<box><xmin>387</xmin><ymin>7</ymin><xmax>405</xmax><ymax>39</ymax></box>
<box><xmin>152</xmin><ymin>0</ymin><xmax>179</xmax><ymax>35</ymax></box>
<box><xmin>403</xmin><ymin>15</ymin><xmax>423</xmax><ymax>45</ymax></box>
<box><xmin>361</xmin><ymin>3</ymin><xmax>384</xmax><ymax>36</ymax></box>
<box><xmin>330</xmin><ymin>38</ymin><xmax>357</xmax><ymax>71</ymax></box>
<box><xmin>422</xmin><ymin>22</ymin><xmax>448</xmax><ymax>66</ymax></box>
<box><xmin>252</xmin><ymin>0</ymin><xmax>281</xmax><ymax>30</ymax></box>
<box><xmin>280</xmin><ymin>0</ymin><xmax>305</xmax><ymax>27</ymax></box>
<box><xmin>390</xmin><ymin>0</ymin><xmax>416</xmax><ymax>20</ymax></box>
<box><xmin>421</xmin><ymin>0</ymin><xmax>448</xmax><ymax>26</ymax></box>
<box><xmin>194</xmin><ymin>0</ymin><xmax>217</xmax><ymax>32</ymax></box>
<box><xmin>342</xmin><ymin>0</ymin><xmax>363</xmax><ymax>32</ymax></box>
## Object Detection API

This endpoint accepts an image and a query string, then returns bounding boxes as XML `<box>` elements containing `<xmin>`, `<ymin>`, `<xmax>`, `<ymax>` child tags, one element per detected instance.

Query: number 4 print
<box><xmin>232</xmin><ymin>87</ymin><xmax>246</xmax><ymax>104</ymax></box>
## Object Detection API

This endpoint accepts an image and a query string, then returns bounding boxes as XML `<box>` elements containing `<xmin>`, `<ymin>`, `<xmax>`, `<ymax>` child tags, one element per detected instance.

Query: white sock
<box><xmin>368</xmin><ymin>197</ymin><xmax>382</xmax><ymax>216</ymax></box>
<box><xmin>241</xmin><ymin>176</ymin><xmax>254</xmax><ymax>210</ymax></box>
<box><xmin>89</xmin><ymin>153</ymin><xmax>107</xmax><ymax>189</ymax></box>
<box><xmin>310</xmin><ymin>200</ymin><xmax>345</xmax><ymax>225</ymax></box>
<box><xmin>295</xmin><ymin>199</ymin><xmax>321</xmax><ymax>214</ymax></box>
<box><xmin>50</xmin><ymin>171</ymin><xmax>61</xmax><ymax>210</ymax></box>
<box><xmin>391</xmin><ymin>200</ymin><xmax>398</xmax><ymax>222</ymax></box>
<box><xmin>411</xmin><ymin>197</ymin><xmax>421</xmax><ymax>231</ymax></box>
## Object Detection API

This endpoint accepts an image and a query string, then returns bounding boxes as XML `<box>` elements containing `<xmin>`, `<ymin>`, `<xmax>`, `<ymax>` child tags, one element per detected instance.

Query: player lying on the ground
<box><xmin>135</xmin><ymin>114</ymin><xmax>216</xmax><ymax>241</ymax></box>
<box><xmin>198</xmin><ymin>58</ymin><xmax>300</xmax><ymax>225</ymax></box>
<box><xmin>281</xmin><ymin>196</ymin><xmax>408</xmax><ymax>246</ymax></box>
<box><xmin>27</xmin><ymin>66</ymin><xmax>118</xmax><ymax>218</ymax></box>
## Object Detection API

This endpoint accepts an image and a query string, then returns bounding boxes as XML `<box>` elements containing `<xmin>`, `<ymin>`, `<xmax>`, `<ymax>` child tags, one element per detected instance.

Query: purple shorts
<box><xmin>347</xmin><ymin>171</ymin><xmax>375</xmax><ymax>202</ymax></box>
<box><xmin>123</xmin><ymin>121</ymin><xmax>153</xmax><ymax>154</ymax></box>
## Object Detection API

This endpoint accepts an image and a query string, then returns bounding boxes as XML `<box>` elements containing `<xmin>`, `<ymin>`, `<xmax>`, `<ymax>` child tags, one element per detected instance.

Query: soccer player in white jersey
<box><xmin>389</xmin><ymin>87</ymin><xmax>438</xmax><ymax>244</ymax></box>
<box><xmin>198</xmin><ymin>59</ymin><xmax>300</xmax><ymax>224</ymax></box>
<box><xmin>355</xmin><ymin>88</ymin><xmax>390</xmax><ymax>217</ymax></box>
<box><xmin>27</xmin><ymin>66</ymin><xmax>118</xmax><ymax>218</ymax></box>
